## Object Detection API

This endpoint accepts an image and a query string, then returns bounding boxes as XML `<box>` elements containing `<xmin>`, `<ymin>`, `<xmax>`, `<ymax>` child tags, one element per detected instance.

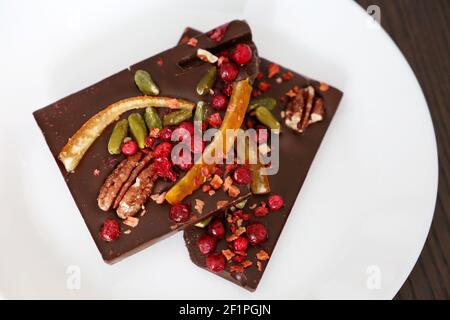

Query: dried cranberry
<box><xmin>179</xmin><ymin>121</ymin><xmax>194</xmax><ymax>136</ymax></box>
<box><xmin>121</xmin><ymin>140</ymin><xmax>138</xmax><ymax>156</ymax></box>
<box><xmin>233</xmin><ymin>236</ymin><xmax>249</xmax><ymax>251</ymax></box>
<box><xmin>222</xmin><ymin>83</ymin><xmax>233</xmax><ymax>97</ymax></box>
<box><xmin>231</xmin><ymin>44</ymin><xmax>252</xmax><ymax>65</ymax></box>
<box><xmin>246</xmin><ymin>222</ymin><xmax>268</xmax><ymax>245</ymax></box>
<box><xmin>173</xmin><ymin>148</ymin><xmax>193</xmax><ymax>171</ymax></box>
<box><xmin>160</xmin><ymin>127</ymin><xmax>173</xmax><ymax>141</ymax></box>
<box><xmin>233</xmin><ymin>166</ymin><xmax>251</xmax><ymax>184</ymax></box>
<box><xmin>144</xmin><ymin>136</ymin><xmax>156</xmax><ymax>149</ymax></box>
<box><xmin>198</xmin><ymin>234</ymin><xmax>217</xmax><ymax>255</ymax></box>
<box><xmin>153</xmin><ymin>157</ymin><xmax>177</xmax><ymax>181</ymax></box>
<box><xmin>153</xmin><ymin>141</ymin><xmax>172</xmax><ymax>158</ymax></box>
<box><xmin>169</xmin><ymin>203</ymin><xmax>190</xmax><ymax>223</ymax></box>
<box><xmin>208</xmin><ymin>23</ymin><xmax>229</xmax><ymax>42</ymax></box>
<box><xmin>208</xmin><ymin>219</ymin><xmax>225</xmax><ymax>239</ymax></box>
<box><xmin>233</xmin><ymin>210</ymin><xmax>243</xmax><ymax>219</ymax></box>
<box><xmin>206</xmin><ymin>252</ymin><xmax>226</xmax><ymax>273</ymax></box>
<box><xmin>254</xmin><ymin>206</ymin><xmax>269</xmax><ymax>217</ymax></box>
<box><xmin>258</xmin><ymin>81</ymin><xmax>271</xmax><ymax>92</ymax></box>
<box><xmin>99</xmin><ymin>219</ymin><xmax>120</xmax><ymax>242</ymax></box>
<box><xmin>219</xmin><ymin>61</ymin><xmax>238</xmax><ymax>82</ymax></box>
<box><xmin>268</xmin><ymin>194</ymin><xmax>285</xmax><ymax>211</ymax></box>
<box><xmin>211</xmin><ymin>94</ymin><xmax>228</xmax><ymax>110</ymax></box>
<box><xmin>242</xmin><ymin>213</ymin><xmax>251</xmax><ymax>221</ymax></box>
<box><xmin>173</xmin><ymin>121</ymin><xmax>194</xmax><ymax>142</ymax></box>
<box><xmin>233</xmin><ymin>255</ymin><xmax>245</xmax><ymax>263</ymax></box>
<box><xmin>208</xmin><ymin>112</ymin><xmax>222</xmax><ymax>128</ymax></box>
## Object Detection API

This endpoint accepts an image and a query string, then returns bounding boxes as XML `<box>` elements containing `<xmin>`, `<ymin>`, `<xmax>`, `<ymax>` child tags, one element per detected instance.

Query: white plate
<box><xmin>0</xmin><ymin>0</ymin><xmax>437</xmax><ymax>299</ymax></box>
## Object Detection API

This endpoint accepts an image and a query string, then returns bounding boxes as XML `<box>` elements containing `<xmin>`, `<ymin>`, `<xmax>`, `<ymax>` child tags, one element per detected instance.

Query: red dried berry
<box><xmin>222</xmin><ymin>83</ymin><xmax>233</xmax><ymax>97</ymax></box>
<box><xmin>153</xmin><ymin>141</ymin><xmax>172</xmax><ymax>158</ymax></box>
<box><xmin>211</xmin><ymin>94</ymin><xmax>228</xmax><ymax>110</ymax></box>
<box><xmin>198</xmin><ymin>234</ymin><xmax>217</xmax><ymax>255</ymax></box>
<box><xmin>233</xmin><ymin>166</ymin><xmax>252</xmax><ymax>184</ymax></box>
<box><xmin>179</xmin><ymin>121</ymin><xmax>195</xmax><ymax>136</ymax></box>
<box><xmin>233</xmin><ymin>210</ymin><xmax>243</xmax><ymax>219</ymax></box>
<box><xmin>282</xmin><ymin>71</ymin><xmax>294</xmax><ymax>81</ymax></box>
<box><xmin>121</xmin><ymin>140</ymin><xmax>138</xmax><ymax>156</ymax></box>
<box><xmin>246</xmin><ymin>222</ymin><xmax>268</xmax><ymax>245</ymax></box>
<box><xmin>160</xmin><ymin>127</ymin><xmax>173</xmax><ymax>141</ymax></box>
<box><xmin>169</xmin><ymin>203</ymin><xmax>191</xmax><ymax>223</ymax></box>
<box><xmin>267</xmin><ymin>63</ymin><xmax>280</xmax><ymax>78</ymax></box>
<box><xmin>208</xmin><ymin>219</ymin><xmax>225</xmax><ymax>239</ymax></box>
<box><xmin>219</xmin><ymin>61</ymin><xmax>238</xmax><ymax>82</ymax></box>
<box><xmin>268</xmin><ymin>194</ymin><xmax>285</xmax><ymax>211</ymax></box>
<box><xmin>153</xmin><ymin>157</ymin><xmax>176</xmax><ymax>181</ymax></box>
<box><xmin>99</xmin><ymin>219</ymin><xmax>120</xmax><ymax>242</ymax></box>
<box><xmin>144</xmin><ymin>136</ymin><xmax>156</xmax><ymax>149</ymax></box>
<box><xmin>256</xmin><ymin>71</ymin><xmax>264</xmax><ymax>79</ymax></box>
<box><xmin>173</xmin><ymin>148</ymin><xmax>193</xmax><ymax>171</ymax></box>
<box><xmin>206</xmin><ymin>252</ymin><xmax>226</xmax><ymax>273</ymax></box>
<box><xmin>208</xmin><ymin>112</ymin><xmax>222</xmax><ymax>128</ymax></box>
<box><xmin>258</xmin><ymin>81</ymin><xmax>271</xmax><ymax>92</ymax></box>
<box><xmin>231</xmin><ymin>44</ymin><xmax>252</xmax><ymax>65</ymax></box>
<box><xmin>173</xmin><ymin>121</ymin><xmax>194</xmax><ymax>142</ymax></box>
<box><xmin>233</xmin><ymin>255</ymin><xmax>245</xmax><ymax>263</ymax></box>
<box><xmin>208</xmin><ymin>23</ymin><xmax>229</xmax><ymax>42</ymax></box>
<box><xmin>233</xmin><ymin>236</ymin><xmax>249</xmax><ymax>252</ymax></box>
<box><xmin>242</xmin><ymin>213</ymin><xmax>251</xmax><ymax>221</ymax></box>
<box><xmin>254</xmin><ymin>206</ymin><xmax>269</xmax><ymax>217</ymax></box>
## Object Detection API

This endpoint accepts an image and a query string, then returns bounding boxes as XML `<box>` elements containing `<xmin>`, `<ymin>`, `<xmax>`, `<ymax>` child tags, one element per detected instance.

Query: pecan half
<box><xmin>97</xmin><ymin>152</ymin><xmax>142</xmax><ymax>211</ymax></box>
<box><xmin>116</xmin><ymin>164</ymin><xmax>157</xmax><ymax>219</ymax></box>
<box><xmin>112</xmin><ymin>152</ymin><xmax>153</xmax><ymax>209</ymax></box>
<box><xmin>284</xmin><ymin>85</ymin><xmax>325</xmax><ymax>133</ymax></box>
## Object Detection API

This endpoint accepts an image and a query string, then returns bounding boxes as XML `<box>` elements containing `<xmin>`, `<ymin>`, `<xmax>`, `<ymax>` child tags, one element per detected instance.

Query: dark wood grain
<box><xmin>356</xmin><ymin>0</ymin><xmax>449</xmax><ymax>300</ymax></box>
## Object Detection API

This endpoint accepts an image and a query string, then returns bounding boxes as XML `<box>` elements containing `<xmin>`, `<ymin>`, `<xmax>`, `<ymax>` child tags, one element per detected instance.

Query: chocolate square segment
<box><xmin>180</xmin><ymin>28</ymin><xmax>343</xmax><ymax>291</ymax></box>
<box><xmin>33</xmin><ymin>21</ymin><xmax>258</xmax><ymax>263</ymax></box>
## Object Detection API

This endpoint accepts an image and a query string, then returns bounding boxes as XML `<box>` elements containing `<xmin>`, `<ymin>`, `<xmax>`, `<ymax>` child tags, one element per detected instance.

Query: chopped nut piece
<box><xmin>235</xmin><ymin>226</ymin><xmax>246</xmax><ymax>236</ymax></box>
<box><xmin>222</xmin><ymin>176</ymin><xmax>233</xmax><ymax>192</ymax></box>
<box><xmin>210</xmin><ymin>174</ymin><xmax>224</xmax><ymax>190</ymax></box>
<box><xmin>319</xmin><ymin>82</ymin><xmax>330</xmax><ymax>92</ymax></box>
<box><xmin>249</xmin><ymin>203</ymin><xmax>257</xmax><ymax>210</ymax></box>
<box><xmin>202</xmin><ymin>184</ymin><xmax>211</xmax><ymax>192</ymax></box>
<box><xmin>309</xmin><ymin>97</ymin><xmax>325</xmax><ymax>124</ymax></box>
<box><xmin>275</xmin><ymin>77</ymin><xmax>282</xmax><ymax>84</ymax></box>
<box><xmin>194</xmin><ymin>199</ymin><xmax>205</xmax><ymax>214</ymax></box>
<box><xmin>93</xmin><ymin>168</ymin><xmax>100</xmax><ymax>176</ymax></box>
<box><xmin>230</xmin><ymin>265</ymin><xmax>244</xmax><ymax>273</ymax></box>
<box><xmin>242</xmin><ymin>260</ymin><xmax>253</xmax><ymax>268</ymax></box>
<box><xmin>256</xmin><ymin>250</ymin><xmax>270</xmax><ymax>261</ymax></box>
<box><xmin>227</xmin><ymin>185</ymin><xmax>241</xmax><ymax>198</ymax></box>
<box><xmin>257</xmin><ymin>261</ymin><xmax>263</xmax><ymax>272</ymax></box>
<box><xmin>197</xmin><ymin>48</ymin><xmax>218</xmax><ymax>63</ymax></box>
<box><xmin>258</xmin><ymin>143</ymin><xmax>271</xmax><ymax>156</ymax></box>
<box><xmin>187</xmin><ymin>37</ymin><xmax>198</xmax><ymax>47</ymax></box>
<box><xmin>299</xmin><ymin>86</ymin><xmax>315</xmax><ymax>132</ymax></box>
<box><xmin>222</xmin><ymin>249</ymin><xmax>235</xmax><ymax>261</ymax></box>
<box><xmin>123</xmin><ymin>216</ymin><xmax>139</xmax><ymax>228</ymax></box>
<box><xmin>217</xmin><ymin>200</ymin><xmax>229</xmax><ymax>209</ymax></box>
<box><xmin>123</xmin><ymin>229</ymin><xmax>132</xmax><ymax>235</ymax></box>
<box><xmin>208</xmin><ymin>189</ymin><xmax>216</xmax><ymax>196</ymax></box>
<box><xmin>236</xmin><ymin>218</ymin><xmax>243</xmax><ymax>227</ymax></box>
<box><xmin>150</xmin><ymin>192</ymin><xmax>166</xmax><ymax>204</ymax></box>
<box><xmin>226</xmin><ymin>234</ymin><xmax>239</xmax><ymax>242</ymax></box>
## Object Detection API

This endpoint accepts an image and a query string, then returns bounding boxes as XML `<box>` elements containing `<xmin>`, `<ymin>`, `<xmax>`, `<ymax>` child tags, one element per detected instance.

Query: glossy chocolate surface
<box><xmin>181</xmin><ymin>28</ymin><xmax>343</xmax><ymax>291</ymax></box>
<box><xmin>33</xmin><ymin>21</ymin><xmax>257</xmax><ymax>263</ymax></box>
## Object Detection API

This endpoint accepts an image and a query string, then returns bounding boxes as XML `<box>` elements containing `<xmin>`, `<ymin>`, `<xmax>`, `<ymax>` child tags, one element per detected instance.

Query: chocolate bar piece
<box><xmin>181</xmin><ymin>28</ymin><xmax>343</xmax><ymax>291</ymax></box>
<box><xmin>33</xmin><ymin>21</ymin><xmax>258</xmax><ymax>263</ymax></box>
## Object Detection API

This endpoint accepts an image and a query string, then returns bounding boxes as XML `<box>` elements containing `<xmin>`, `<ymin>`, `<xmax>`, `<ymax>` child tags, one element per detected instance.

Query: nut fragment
<box><xmin>256</xmin><ymin>249</ymin><xmax>270</xmax><ymax>261</ymax></box>
<box><xmin>150</xmin><ymin>192</ymin><xmax>166</xmax><ymax>204</ymax></box>
<box><xmin>222</xmin><ymin>249</ymin><xmax>235</xmax><ymax>261</ymax></box>
<box><xmin>227</xmin><ymin>185</ymin><xmax>241</xmax><ymax>198</ymax></box>
<box><xmin>123</xmin><ymin>216</ymin><xmax>139</xmax><ymax>228</ymax></box>
<box><xmin>210</xmin><ymin>174</ymin><xmax>223</xmax><ymax>190</ymax></box>
<box><xmin>217</xmin><ymin>200</ymin><xmax>229</xmax><ymax>209</ymax></box>
<box><xmin>284</xmin><ymin>85</ymin><xmax>325</xmax><ymax>133</ymax></box>
<box><xmin>197</xmin><ymin>48</ymin><xmax>219</xmax><ymax>63</ymax></box>
<box><xmin>194</xmin><ymin>199</ymin><xmax>205</xmax><ymax>214</ymax></box>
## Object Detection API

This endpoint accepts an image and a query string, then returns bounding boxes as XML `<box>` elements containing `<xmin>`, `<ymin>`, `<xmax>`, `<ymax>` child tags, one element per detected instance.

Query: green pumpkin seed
<box><xmin>134</xmin><ymin>69</ymin><xmax>160</xmax><ymax>96</ymax></box>
<box><xmin>107</xmin><ymin>119</ymin><xmax>129</xmax><ymax>155</ymax></box>
<box><xmin>255</xmin><ymin>106</ymin><xmax>281</xmax><ymax>133</ymax></box>
<box><xmin>248</xmin><ymin>97</ymin><xmax>277</xmax><ymax>113</ymax></box>
<box><xmin>128</xmin><ymin>113</ymin><xmax>148</xmax><ymax>148</ymax></box>
<box><xmin>163</xmin><ymin>109</ymin><xmax>193</xmax><ymax>126</ymax></box>
<box><xmin>196</xmin><ymin>66</ymin><xmax>217</xmax><ymax>96</ymax></box>
<box><xmin>144</xmin><ymin>107</ymin><xmax>162</xmax><ymax>130</ymax></box>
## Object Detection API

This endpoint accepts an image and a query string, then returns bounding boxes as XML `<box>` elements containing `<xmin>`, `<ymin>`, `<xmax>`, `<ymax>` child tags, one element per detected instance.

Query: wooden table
<box><xmin>355</xmin><ymin>0</ymin><xmax>449</xmax><ymax>299</ymax></box>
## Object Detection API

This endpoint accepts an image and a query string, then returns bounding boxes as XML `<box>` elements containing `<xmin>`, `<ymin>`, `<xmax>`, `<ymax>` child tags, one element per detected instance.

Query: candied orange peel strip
<box><xmin>165</xmin><ymin>79</ymin><xmax>252</xmax><ymax>205</ymax></box>
<box><xmin>59</xmin><ymin>96</ymin><xmax>195</xmax><ymax>172</ymax></box>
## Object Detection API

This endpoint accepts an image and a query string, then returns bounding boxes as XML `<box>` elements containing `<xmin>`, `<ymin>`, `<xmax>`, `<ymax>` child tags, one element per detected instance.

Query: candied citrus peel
<box><xmin>165</xmin><ymin>79</ymin><xmax>252</xmax><ymax>205</ymax></box>
<box><xmin>59</xmin><ymin>96</ymin><xmax>195</xmax><ymax>172</ymax></box>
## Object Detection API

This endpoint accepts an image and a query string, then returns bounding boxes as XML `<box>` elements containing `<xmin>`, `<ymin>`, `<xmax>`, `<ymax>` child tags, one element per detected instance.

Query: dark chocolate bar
<box><xmin>180</xmin><ymin>28</ymin><xmax>343</xmax><ymax>291</ymax></box>
<box><xmin>33</xmin><ymin>21</ymin><xmax>258</xmax><ymax>264</ymax></box>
